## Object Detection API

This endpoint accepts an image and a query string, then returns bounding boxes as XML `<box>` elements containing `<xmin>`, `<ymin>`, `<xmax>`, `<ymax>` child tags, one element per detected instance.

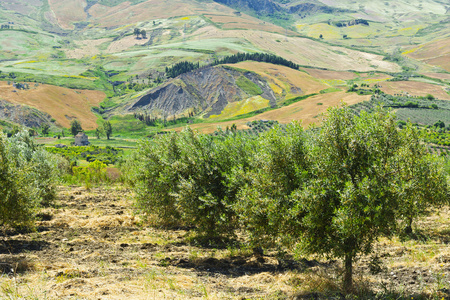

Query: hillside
<box><xmin>0</xmin><ymin>0</ymin><xmax>448</xmax><ymax>132</ymax></box>
<box><xmin>121</xmin><ymin>62</ymin><xmax>334</xmax><ymax>119</ymax></box>
<box><xmin>0</xmin><ymin>81</ymin><xmax>105</xmax><ymax>129</ymax></box>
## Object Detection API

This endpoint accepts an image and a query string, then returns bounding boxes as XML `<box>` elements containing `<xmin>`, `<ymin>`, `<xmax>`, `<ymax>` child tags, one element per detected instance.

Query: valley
<box><xmin>0</xmin><ymin>1</ymin><xmax>449</xmax><ymax>299</ymax></box>
<box><xmin>0</xmin><ymin>0</ymin><xmax>448</xmax><ymax>137</ymax></box>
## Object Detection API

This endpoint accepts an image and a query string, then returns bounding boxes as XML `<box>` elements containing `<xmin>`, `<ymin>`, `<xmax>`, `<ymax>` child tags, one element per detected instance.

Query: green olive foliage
<box><xmin>231</xmin><ymin>122</ymin><xmax>309</xmax><ymax>248</ymax></box>
<box><xmin>129</xmin><ymin>107</ymin><xmax>448</xmax><ymax>292</ymax></box>
<box><xmin>129</xmin><ymin>128</ymin><xmax>256</xmax><ymax>238</ymax></box>
<box><xmin>291</xmin><ymin>107</ymin><xmax>447</xmax><ymax>292</ymax></box>
<box><xmin>0</xmin><ymin>131</ymin><xmax>60</xmax><ymax>228</ymax></box>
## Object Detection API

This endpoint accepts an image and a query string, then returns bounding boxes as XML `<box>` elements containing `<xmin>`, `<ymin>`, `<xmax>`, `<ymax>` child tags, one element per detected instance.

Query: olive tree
<box><xmin>232</xmin><ymin>123</ymin><xmax>309</xmax><ymax>248</ymax></box>
<box><xmin>0</xmin><ymin>132</ymin><xmax>38</xmax><ymax>228</ymax></box>
<box><xmin>130</xmin><ymin>127</ymin><xmax>255</xmax><ymax>239</ymax></box>
<box><xmin>294</xmin><ymin>106</ymin><xmax>448</xmax><ymax>293</ymax></box>
<box><xmin>0</xmin><ymin>131</ymin><xmax>61</xmax><ymax>228</ymax></box>
<box><xmin>236</xmin><ymin>106</ymin><xmax>448</xmax><ymax>293</ymax></box>
<box><xmin>70</xmin><ymin>119</ymin><xmax>82</xmax><ymax>137</ymax></box>
<box><xmin>103</xmin><ymin>121</ymin><xmax>112</xmax><ymax>140</ymax></box>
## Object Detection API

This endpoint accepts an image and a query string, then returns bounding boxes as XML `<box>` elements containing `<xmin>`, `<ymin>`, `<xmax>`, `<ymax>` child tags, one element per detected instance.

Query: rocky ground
<box><xmin>0</xmin><ymin>186</ymin><xmax>449</xmax><ymax>299</ymax></box>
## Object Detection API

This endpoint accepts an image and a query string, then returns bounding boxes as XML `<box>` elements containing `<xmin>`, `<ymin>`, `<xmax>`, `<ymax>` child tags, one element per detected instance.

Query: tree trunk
<box><xmin>343</xmin><ymin>253</ymin><xmax>353</xmax><ymax>294</ymax></box>
<box><xmin>404</xmin><ymin>217</ymin><xmax>413</xmax><ymax>235</ymax></box>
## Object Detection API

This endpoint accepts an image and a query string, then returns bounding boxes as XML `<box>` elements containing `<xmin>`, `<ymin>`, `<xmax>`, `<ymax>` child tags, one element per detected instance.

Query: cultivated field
<box><xmin>190</xmin><ymin>27</ymin><xmax>400</xmax><ymax>72</ymax></box>
<box><xmin>0</xmin><ymin>81</ymin><xmax>105</xmax><ymax>129</ymax></box>
<box><xmin>404</xmin><ymin>38</ymin><xmax>450</xmax><ymax>72</ymax></box>
<box><xmin>378</xmin><ymin>81</ymin><xmax>450</xmax><ymax>100</ymax></box>
<box><xmin>175</xmin><ymin>91</ymin><xmax>369</xmax><ymax>134</ymax></box>
<box><xmin>228</xmin><ymin>62</ymin><xmax>329</xmax><ymax>97</ymax></box>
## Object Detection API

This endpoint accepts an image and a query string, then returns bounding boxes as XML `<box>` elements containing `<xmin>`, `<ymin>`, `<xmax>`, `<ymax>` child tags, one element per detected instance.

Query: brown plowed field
<box><xmin>378</xmin><ymin>81</ymin><xmax>450</xmax><ymax>100</ymax></box>
<box><xmin>0</xmin><ymin>81</ymin><xmax>105</xmax><ymax>129</ymax></box>
<box><xmin>424</xmin><ymin>73</ymin><xmax>450</xmax><ymax>81</ymax></box>
<box><xmin>303</xmin><ymin>68</ymin><xmax>357</xmax><ymax>80</ymax></box>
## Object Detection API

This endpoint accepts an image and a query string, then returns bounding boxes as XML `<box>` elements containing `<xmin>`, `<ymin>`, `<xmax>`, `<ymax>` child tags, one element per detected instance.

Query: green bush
<box><xmin>232</xmin><ymin>123</ymin><xmax>309</xmax><ymax>248</ymax></box>
<box><xmin>128</xmin><ymin>128</ymin><xmax>255</xmax><ymax>239</ymax></box>
<box><xmin>0</xmin><ymin>131</ymin><xmax>60</xmax><ymax>228</ymax></box>
<box><xmin>71</xmin><ymin>160</ymin><xmax>108</xmax><ymax>188</ymax></box>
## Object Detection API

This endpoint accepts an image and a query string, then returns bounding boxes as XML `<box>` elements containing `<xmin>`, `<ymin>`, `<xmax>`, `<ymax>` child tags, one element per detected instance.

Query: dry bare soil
<box><xmin>1</xmin><ymin>186</ymin><xmax>449</xmax><ymax>299</ymax></box>
<box><xmin>0</xmin><ymin>82</ymin><xmax>105</xmax><ymax>129</ymax></box>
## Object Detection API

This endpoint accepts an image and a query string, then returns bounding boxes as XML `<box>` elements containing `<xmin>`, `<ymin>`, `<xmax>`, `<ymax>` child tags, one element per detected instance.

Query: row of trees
<box><xmin>165</xmin><ymin>52</ymin><xmax>300</xmax><ymax>78</ymax></box>
<box><xmin>124</xmin><ymin>106</ymin><xmax>449</xmax><ymax>293</ymax></box>
<box><xmin>212</xmin><ymin>52</ymin><xmax>300</xmax><ymax>70</ymax></box>
<box><xmin>70</xmin><ymin>120</ymin><xmax>113</xmax><ymax>140</ymax></box>
<box><xmin>165</xmin><ymin>61</ymin><xmax>200</xmax><ymax>78</ymax></box>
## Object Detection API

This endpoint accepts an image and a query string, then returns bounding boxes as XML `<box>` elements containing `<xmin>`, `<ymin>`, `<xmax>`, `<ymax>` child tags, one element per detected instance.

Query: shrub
<box><xmin>72</xmin><ymin>160</ymin><xmax>108</xmax><ymax>188</ymax></box>
<box><xmin>0</xmin><ymin>131</ymin><xmax>60</xmax><ymax>228</ymax></box>
<box><xmin>129</xmin><ymin>128</ymin><xmax>255</xmax><ymax>238</ymax></box>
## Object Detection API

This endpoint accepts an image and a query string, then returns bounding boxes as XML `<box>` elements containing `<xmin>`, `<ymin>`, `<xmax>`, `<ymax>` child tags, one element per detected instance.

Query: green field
<box><xmin>0</xmin><ymin>0</ymin><xmax>448</xmax><ymax>139</ymax></box>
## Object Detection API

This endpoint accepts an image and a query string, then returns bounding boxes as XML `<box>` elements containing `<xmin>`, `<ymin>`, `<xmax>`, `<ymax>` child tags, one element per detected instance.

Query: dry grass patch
<box><xmin>230</xmin><ymin>62</ymin><xmax>328</xmax><ymax>96</ymax></box>
<box><xmin>107</xmin><ymin>35</ymin><xmax>150</xmax><ymax>54</ymax></box>
<box><xmin>65</xmin><ymin>38</ymin><xmax>112</xmax><ymax>59</ymax></box>
<box><xmin>378</xmin><ymin>80</ymin><xmax>450</xmax><ymax>100</ymax></box>
<box><xmin>1</xmin><ymin>187</ymin><xmax>449</xmax><ymax>299</ymax></box>
<box><xmin>48</xmin><ymin>0</ymin><xmax>87</xmax><ymax>30</ymax></box>
<box><xmin>0</xmin><ymin>81</ymin><xmax>105</xmax><ymax>129</ymax></box>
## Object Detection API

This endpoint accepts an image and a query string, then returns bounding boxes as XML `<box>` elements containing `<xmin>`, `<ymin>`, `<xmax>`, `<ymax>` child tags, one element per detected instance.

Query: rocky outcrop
<box><xmin>213</xmin><ymin>0</ymin><xmax>349</xmax><ymax>18</ymax></box>
<box><xmin>125</xmin><ymin>66</ymin><xmax>277</xmax><ymax>117</ymax></box>
<box><xmin>0</xmin><ymin>100</ymin><xmax>52</xmax><ymax>128</ymax></box>
<box><xmin>214</xmin><ymin>0</ymin><xmax>283</xmax><ymax>15</ymax></box>
<box><xmin>289</xmin><ymin>3</ymin><xmax>352</xmax><ymax>15</ymax></box>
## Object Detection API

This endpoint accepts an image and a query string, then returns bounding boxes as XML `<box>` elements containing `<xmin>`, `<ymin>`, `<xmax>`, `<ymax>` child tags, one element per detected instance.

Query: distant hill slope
<box><xmin>121</xmin><ymin>61</ymin><xmax>334</xmax><ymax>120</ymax></box>
<box><xmin>0</xmin><ymin>0</ymin><xmax>448</xmax><ymax>131</ymax></box>
<box><xmin>0</xmin><ymin>100</ymin><xmax>52</xmax><ymax>128</ymax></box>
<box><xmin>404</xmin><ymin>37</ymin><xmax>450</xmax><ymax>72</ymax></box>
<box><xmin>0</xmin><ymin>82</ymin><xmax>105</xmax><ymax>129</ymax></box>
<box><xmin>123</xmin><ymin>65</ymin><xmax>278</xmax><ymax>118</ymax></box>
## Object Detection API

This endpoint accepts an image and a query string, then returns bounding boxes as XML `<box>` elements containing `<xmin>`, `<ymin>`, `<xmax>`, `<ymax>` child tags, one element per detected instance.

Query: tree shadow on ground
<box><xmin>0</xmin><ymin>255</ymin><xmax>37</xmax><ymax>275</ymax></box>
<box><xmin>0</xmin><ymin>239</ymin><xmax>50</xmax><ymax>254</ymax></box>
<box><xmin>166</xmin><ymin>254</ymin><xmax>334</xmax><ymax>277</ymax></box>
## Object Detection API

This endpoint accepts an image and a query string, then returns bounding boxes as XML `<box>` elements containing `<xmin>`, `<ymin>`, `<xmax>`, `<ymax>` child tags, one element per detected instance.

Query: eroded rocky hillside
<box><xmin>123</xmin><ymin>66</ymin><xmax>278</xmax><ymax>118</ymax></box>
